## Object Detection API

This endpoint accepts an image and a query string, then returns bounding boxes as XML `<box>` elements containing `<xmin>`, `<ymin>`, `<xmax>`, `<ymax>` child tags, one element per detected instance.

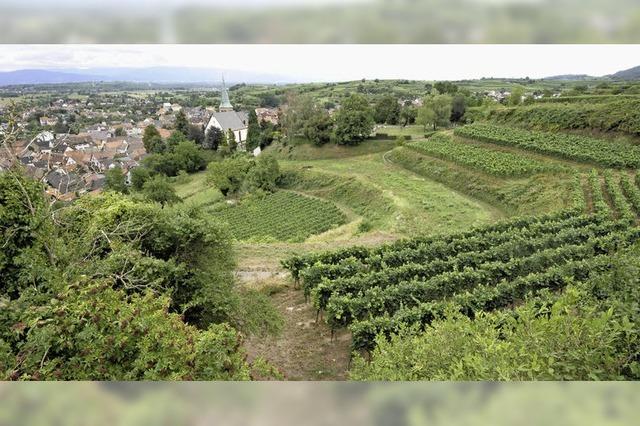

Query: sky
<box><xmin>1</xmin><ymin>45</ymin><xmax>639</xmax><ymax>82</ymax></box>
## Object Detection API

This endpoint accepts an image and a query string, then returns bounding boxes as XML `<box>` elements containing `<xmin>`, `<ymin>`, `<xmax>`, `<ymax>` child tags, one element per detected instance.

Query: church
<box><xmin>205</xmin><ymin>76</ymin><xmax>249</xmax><ymax>151</ymax></box>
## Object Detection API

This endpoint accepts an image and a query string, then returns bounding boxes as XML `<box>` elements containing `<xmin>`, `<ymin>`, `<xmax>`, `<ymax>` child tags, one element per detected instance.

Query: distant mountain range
<box><xmin>610</xmin><ymin>65</ymin><xmax>640</xmax><ymax>81</ymax></box>
<box><xmin>0</xmin><ymin>67</ymin><xmax>296</xmax><ymax>86</ymax></box>
<box><xmin>1</xmin><ymin>64</ymin><xmax>640</xmax><ymax>86</ymax></box>
<box><xmin>543</xmin><ymin>65</ymin><xmax>640</xmax><ymax>82</ymax></box>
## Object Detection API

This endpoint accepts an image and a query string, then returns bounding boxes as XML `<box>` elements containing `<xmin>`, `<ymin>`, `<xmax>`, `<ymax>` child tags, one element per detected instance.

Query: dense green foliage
<box><xmin>350</xmin><ymin>287</ymin><xmax>630</xmax><ymax>380</ymax></box>
<box><xmin>0</xmin><ymin>170</ymin><xmax>259</xmax><ymax>380</ymax></box>
<box><xmin>207</xmin><ymin>154</ymin><xmax>281</xmax><ymax>197</ymax></box>
<box><xmin>455</xmin><ymin>123</ymin><xmax>640</xmax><ymax>168</ymax></box>
<box><xmin>408</xmin><ymin>134</ymin><xmax>552</xmax><ymax>177</ymax></box>
<box><xmin>211</xmin><ymin>191</ymin><xmax>346</xmax><ymax>242</ymax></box>
<box><xmin>333</xmin><ymin>94</ymin><xmax>375</xmax><ymax>145</ymax></box>
<box><xmin>488</xmin><ymin>99</ymin><xmax>640</xmax><ymax>135</ymax></box>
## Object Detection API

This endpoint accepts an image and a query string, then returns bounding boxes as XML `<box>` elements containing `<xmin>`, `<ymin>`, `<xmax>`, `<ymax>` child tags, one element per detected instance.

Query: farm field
<box><xmin>209</xmin><ymin>191</ymin><xmax>347</xmax><ymax>242</ymax></box>
<box><xmin>168</xmin><ymin>120</ymin><xmax>640</xmax><ymax>380</ymax></box>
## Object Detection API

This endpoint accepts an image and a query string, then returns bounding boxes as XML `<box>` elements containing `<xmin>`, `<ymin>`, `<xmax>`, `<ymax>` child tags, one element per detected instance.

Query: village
<box><xmin>0</xmin><ymin>79</ymin><xmax>280</xmax><ymax>200</ymax></box>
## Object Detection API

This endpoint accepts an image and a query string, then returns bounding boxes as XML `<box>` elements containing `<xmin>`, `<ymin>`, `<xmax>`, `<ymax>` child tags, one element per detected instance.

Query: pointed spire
<box><xmin>219</xmin><ymin>73</ymin><xmax>233</xmax><ymax>112</ymax></box>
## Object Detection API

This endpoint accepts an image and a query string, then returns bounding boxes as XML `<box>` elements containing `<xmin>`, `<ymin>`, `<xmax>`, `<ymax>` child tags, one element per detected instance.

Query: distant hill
<box><xmin>0</xmin><ymin>69</ymin><xmax>108</xmax><ymax>85</ymax></box>
<box><xmin>0</xmin><ymin>67</ymin><xmax>296</xmax><ymax>86</ymax></box>
<box><xmin>543</xmin><ymin>74</ymin><xmax>593</xmax><ymax>81</ymax></box>
<box><xmin>610</xmin><ymin>65</ymin><xmax>640</xmax><ymax>80</ymax></box>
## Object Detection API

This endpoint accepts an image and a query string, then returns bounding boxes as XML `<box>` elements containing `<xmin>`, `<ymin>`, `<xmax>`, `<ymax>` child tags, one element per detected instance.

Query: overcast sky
<box><xmin>1</xmin><ymin>45</ymin><xmax>639</xmax><ymax>81</ymax></box>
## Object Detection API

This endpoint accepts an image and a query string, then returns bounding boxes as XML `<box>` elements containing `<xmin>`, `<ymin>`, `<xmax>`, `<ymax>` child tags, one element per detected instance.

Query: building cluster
<box><xmin>0</xmin><ymin>77</ymin><xmax>281</xmax><ymax>200</ymax></box>
<box><xmin>1</xmin><ymin>125</ymin><xmax>147</xmax><ymax>200</ymax></box>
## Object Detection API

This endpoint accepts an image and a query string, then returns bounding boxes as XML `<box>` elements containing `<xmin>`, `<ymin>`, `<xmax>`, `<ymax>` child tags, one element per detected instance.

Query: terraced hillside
<box><xmin>284</xmin><ymin>201</ymin><xmax>640</xmax><ymax>353</ymax></box>
<box><xmin>275</xmin><ymin>120</ymin><xmax>640</xmax><ymax>379</ymax></box>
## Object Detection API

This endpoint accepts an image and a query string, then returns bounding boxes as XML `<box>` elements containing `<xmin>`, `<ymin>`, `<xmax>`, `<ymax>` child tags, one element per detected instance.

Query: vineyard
<box><xmin>407</xmin><ymin>134</ymin><xmax>553</xmax><ymax>177</ymax></box>
<box><xmin>211</xmin><ymin>190</ymin><xmax>347</xmax><ymax>242</ymax></box>
<box><xmin>487</xmin><ymin>99</ymin><xmax>640</xmax><ymax>136</ymax></box>
<box><xmin>454</xmin><ymin>123</ymin><xmax>640</xmax><ymax>168</ymax></box>
<box><xmin>283</xmin><ymin>167</ymin><xmax>640</xmax><ymax>352</ymax></box>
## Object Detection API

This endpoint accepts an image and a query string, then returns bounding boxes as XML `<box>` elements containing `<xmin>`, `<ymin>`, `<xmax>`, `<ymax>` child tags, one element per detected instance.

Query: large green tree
<box><xmin>204</xmin><ymin>126</ymin><xmax>224</xmax><ymax>151</ymax></box>
<box><xmin>303</xmin><ymin>109</ymin><xmax>334</xmax><ymax>146</ymax></box>
<box><xmin>333</xmin><ymin>94</ymin><xmax>374</xmax><ymax>146</ymax></box>
<box><xmin>142</xmin><ymin>175</ymin><xmax>181</xmax><ymax>207</ymax></box>
<box><xmin>142</xmin><ymin>124</ymin><xmax>162</xmax><ymax>153</ymax></box>
<box><xmin>246</xmin><ymin>110</ymin><xmax>261</xmax><ymax>152</ymax></box>
<box><xmin>373</xmin><ymin>95</ymin><xmax>401</xmax><ymax>124</ymax></box>
<box><xmin>417</xmin><ymin>94</ymin><xmax>453</xmax><ymax>131</ymax></box>
<box><xmin>207</xmin><ymin>156</ymin><xmax>252</xmax><ymax>197</ymax></box>
<box><xmin>175</xmin><ymin>110</ymin><xmax>189</xmax><ymax>135</ymax></box>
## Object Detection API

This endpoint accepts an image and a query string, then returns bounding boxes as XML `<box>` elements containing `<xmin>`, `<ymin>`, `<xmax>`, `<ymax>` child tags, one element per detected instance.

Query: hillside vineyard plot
<box><xmin>211</xmin><ymin>191</ymin><xmax>347</xmax><ymax>242</ymax></box>
<box><xmin>454</xmin><ymin>123</ymin><xmax>640</xmax><ymax>168</ymax></box>
<box><xmin>283</xmin><ymin>205</ymin><xmax>640</xmax><ymax>351</ymax></box>
<box><xmin>408</xmin><ymin>134</ymin><xmax>553</xmax><ymax>177</ymax></box>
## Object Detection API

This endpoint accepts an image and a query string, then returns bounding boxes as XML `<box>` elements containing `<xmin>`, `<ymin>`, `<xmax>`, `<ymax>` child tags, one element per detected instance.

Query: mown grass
<box><xmin>266</xmin><ymin>139</ymin><xmax>396</xmax><ymax>161</ymax></box>
<box><xmin>281</xmin><ymin>153</ymin><xmax>501</xmax><ymax>237</ymax></box>
<box><xmin>390</xmin><ymin>146</ymin><xmax>575</xmax><ymax>216</ymax></box>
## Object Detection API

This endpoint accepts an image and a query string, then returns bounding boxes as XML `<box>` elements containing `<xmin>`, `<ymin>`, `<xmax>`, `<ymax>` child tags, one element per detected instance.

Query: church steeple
<box><xmin>219</xmin><ymin>74</ymin><xmax>233</xmax><ymax>112</ymax></box>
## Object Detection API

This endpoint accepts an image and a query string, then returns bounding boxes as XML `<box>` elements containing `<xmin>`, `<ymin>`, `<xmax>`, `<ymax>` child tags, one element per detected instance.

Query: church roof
<box><xmin>211</xmin><ymin>111</ymin><xmax>248</xmax><ymax>131</ymax></box>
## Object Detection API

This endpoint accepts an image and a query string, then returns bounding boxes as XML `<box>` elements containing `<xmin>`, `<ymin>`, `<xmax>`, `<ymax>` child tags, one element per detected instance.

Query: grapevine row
<box><xmin>454</xmin><ymin>123</ymin><xmax>640</xmax><ymax>168</ymax></box>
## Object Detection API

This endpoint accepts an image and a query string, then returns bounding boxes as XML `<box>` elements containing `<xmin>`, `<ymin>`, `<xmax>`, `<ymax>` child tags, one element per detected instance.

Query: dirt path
<box><xmin>243</xmin><ymin>280</ymin><xmax>352</xmax><ymax>380</ymax></box>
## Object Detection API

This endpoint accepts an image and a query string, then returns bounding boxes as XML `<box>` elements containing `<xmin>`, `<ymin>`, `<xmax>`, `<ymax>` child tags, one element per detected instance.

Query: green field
<box><xmin>209</xmin><ymin>191</ymin><xmax>347</xmax><ymax>242</ymax></box>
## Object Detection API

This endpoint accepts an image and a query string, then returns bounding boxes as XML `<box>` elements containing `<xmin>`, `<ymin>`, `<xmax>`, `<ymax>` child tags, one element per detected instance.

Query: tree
<box><xmin>281</xmin><ymin>93</ymin><xmax>315</xmax><ymax>142</ymax></box>
<box><xmin>303</xmin><ymin>109</ymin><xmax>334</xmax><ymax>146</ymax></box>
<box><xmin>246</xmin><ymin>155</ymin><xmax>281</xmax><ymax>192</ymax></box>
<box><xmin>333</xmin><ymin>94</ymin><xmax>374</xmax><ymax>146</ymax></box>
<box><xmin>417</xmin><ymin>95</ymin><xmax>452</xmax><ymax>131</ymax></box>
<box><xmin>373</xmin><ymin>95</ymin><xmax>401</xmax><ymax>124</ymax></box>
<box><xmin>0</xmin><ymin>169</ymin><xmax>53</xmax><ymax>298</ymax></box>
<box><xmin>259</xmin><ymin>121</ymin><xmax>277</xmax><ymax>148</ymax></box>
<box><xmin>204</xmin><ymin>126</ymin><xmax>224</xmax><ymax>151</ymax></box>
<box><xmin>142</xmin><ymin>153</ymin><xmax>180</xmax><ymax>176</ymax></box>
<box><xmin>400</xmin><ymin>106</ymin><xmax>417</xmax><ymax>126</ymax></box>
<box><xmin>114</xmin><ymin>127</ymin><xmax>126</xmax><ymax>137</ymax></box>
<box><xmin>142</xmin><ymin>175</ymin><xmax>181</xmax><ymax>207</ymax></box>
<box><xmin>166</xmin><ymin>130</ymin><xmax>188</xmax><ymax>151</ymax></box>
<box><xmin>188</xmin><ymin>124</ymin><xmax>205</xmax><ymax>146</ymax></box>
<box><xmin>207</xmin><ymin>156</ymin><xmax>252</xmax><ymax>197</ymax></box>
<box><xmin>434</xmin><ymin>81</ymin><xmax>459</xmax><ymax>95</ymax></box>
<box><xmin>227</xmin><ymin>129</ymin><xmax>237</xmax><ymax>152</ymax></box>
<box><xmin>450</xmin><ymin>95</ymin><xmax>466</xmax><ymax>123</ymax></box>
<box><xmin>129</xmin><ymin>166</ymin><xmax>151</xmax><ymax>191</ymax></box>
<box><xmin>0</xmin><ymin>183</ymin><xmax>252</xmax><ymax>380</ymax></box>
<box><xmin>146</xmin><ymin>136</ymin><xmax>166</xmax><ymax>154</ymax></box>
<box><xmin>142</xmin><ymin>125</ymin><xmax>161</xmax><ymax>153</ymax></box>
<box><xmin>246</xmin><ymin>110</ymin><xmax>261</xmax><ymax>152</ymax></box>
<box><xmin>104</xmin><ymin>166</ymin><xmax>128</xmax><ymax>194</ymax></box>
<box><xmin>175</xmin><ymin>110</ymin><xmax>189</xmax><ymax>135</ymax></box>
<box><xmin>173</xmin><ymin>141</ymin><xmax>206</xmax><ymax>173</ymax></box>
<box><xmin>508</xmin><ymin>86</ymin><xmax>525</xmax><ymax>106</ymax></box>
<box><xmin>259</xmin><ymin>93</ymin><xmax>280</xmax><ymax>108</ymax></box>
